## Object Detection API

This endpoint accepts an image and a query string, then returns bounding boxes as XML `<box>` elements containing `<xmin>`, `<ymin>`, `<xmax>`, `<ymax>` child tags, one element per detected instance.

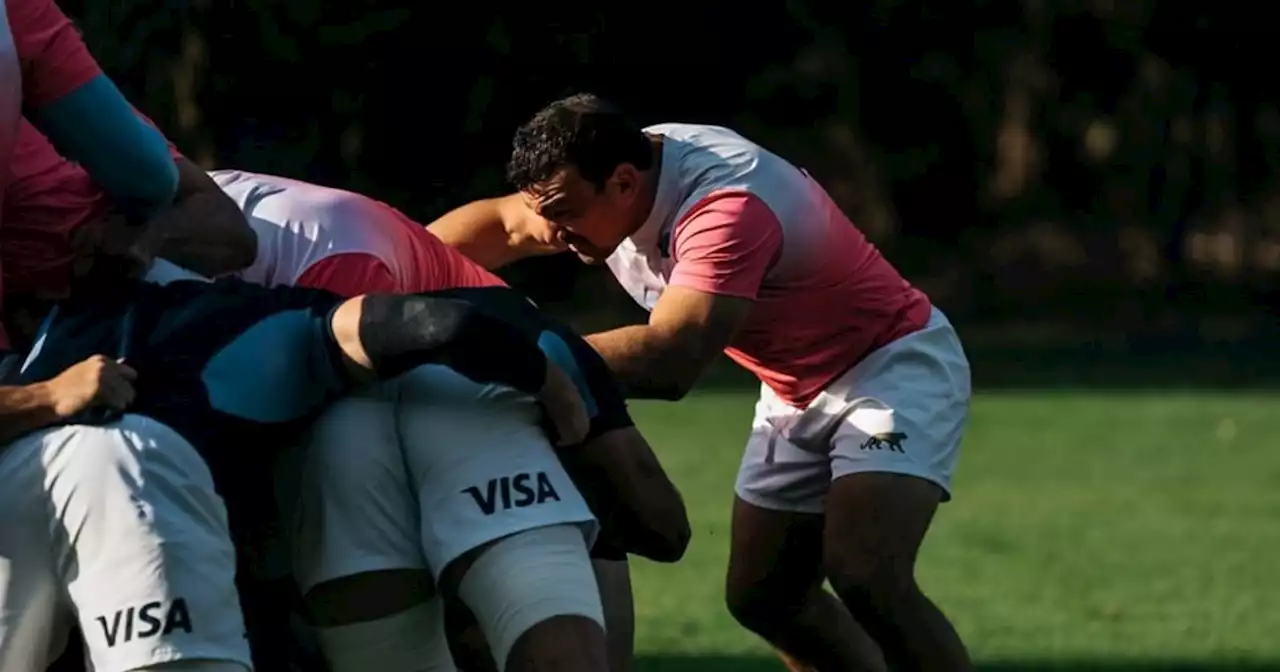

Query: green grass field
<box><xmin>623</xmin><ymin>389</ymin><xmax>1280</xmax><ymax>672</ymax></box>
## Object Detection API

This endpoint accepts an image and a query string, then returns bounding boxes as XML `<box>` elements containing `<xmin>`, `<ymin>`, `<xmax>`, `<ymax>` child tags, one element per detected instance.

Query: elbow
<box><xmin>664</xmin><ymin>381</ymin><xmax>694</xmax><ymax>401</ymax></box>
<box><xmin>628</xmin><ymin>500</ymin><xmax>692</xmax><ymax>563</ymax></box>
<box><xmin>222</xmin><ymin>219</ymin><xmax>259</xmax><ymax>272</ymax></box>
<box><xmin>647</xmin><ymin>516</ymin><xmax>692</xmax><ymax>563</ymax></box>
<box><xmin>648</xmin><ymin>374</ymin><xmax>696</xmax><ymax>401</ymax></box>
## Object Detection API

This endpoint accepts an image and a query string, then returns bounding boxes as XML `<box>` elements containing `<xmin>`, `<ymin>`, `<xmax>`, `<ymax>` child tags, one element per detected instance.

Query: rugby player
<box><xmin>206</xmin><ymin>170</ymin><xmax>687</xmax><ymax>672</ymax></box>
<box><xmin>0</xmin><ymin>255</ymin><xmax>590</xmax><ymax>672</ymax></box>
<box><xmin>3</xmin><ymin>117</ymin><xmax>256</xmax><ymax>297</ymax></box>
<box><xmin>428</xmin><ymin>94</ymin><xmax>974</xmax><ymax>672</ymax></box>
<box><xmin>2</xmin><ymin>0</ymin><xmax>186</xmax><ymax>345</ymax></box>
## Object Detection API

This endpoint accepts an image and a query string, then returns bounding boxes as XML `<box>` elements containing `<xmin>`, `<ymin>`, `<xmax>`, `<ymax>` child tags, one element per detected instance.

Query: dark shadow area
<box><xmin>635</xmin><ymin>654</ymin><xmax>1280</xmax><ymax>672</ymax></box>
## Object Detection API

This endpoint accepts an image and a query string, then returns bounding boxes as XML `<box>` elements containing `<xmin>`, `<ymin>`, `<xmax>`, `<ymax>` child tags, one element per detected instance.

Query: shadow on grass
<box><xmin>635</xmin><ymin>654</ymin><xmax>1280</xmax><ymax>672</ymax></box>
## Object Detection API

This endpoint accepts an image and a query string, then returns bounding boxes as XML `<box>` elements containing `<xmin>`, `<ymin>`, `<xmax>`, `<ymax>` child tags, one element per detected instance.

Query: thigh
<box><xmin>394</xmin><ymin>368</ymin><xmax>597</xmax><ymax>578</ymax></box>
<box><xmin>726</xmin><ymin>495</ymin><xmax>826</xmax><ymax>605</ymax></box>
<box><xmin>47</xmin><ymin>415</ymin><xmax>251</xmax><ymax>672</ymax></box>
<box><xmin>292</xmin><ymin>389</ymin><xmax>427</xmax><ymax>595</ymax></box>
<box><xmin>822</xmin><ymin>472</ymin><xmax>942</xmax><ymax>583</ymax></box>
<box><xmin>0</xmin><ymin>430</ymin><xmax>71</xmax><ymax>672</ymax></box>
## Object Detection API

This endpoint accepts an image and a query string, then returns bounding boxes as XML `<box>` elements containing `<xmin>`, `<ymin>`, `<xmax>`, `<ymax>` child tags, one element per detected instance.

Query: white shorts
<box><xmin>292</xmin><ymin>366</ymin><xmax>598</xmax><ymax>593</ymax></box>
<box><xmin>0</xmin><ymin>415</ymin><xmax>251</xmax><ymax>672</ymax></box>
<box><xmin>735</xmin><ymin>307</ymin><xmax>971</xmax><ymax>514</ymax></box>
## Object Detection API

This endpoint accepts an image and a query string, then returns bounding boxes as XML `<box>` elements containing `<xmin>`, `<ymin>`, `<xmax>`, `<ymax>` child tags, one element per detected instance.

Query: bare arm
<box><xmin>427</xmin><ymin>194</ymin><xmax>566</xmax><ymax>270</ymax></box>
<box><xmin>569</xmin><ymin>426</ymin><xmax>690</xmax><ymax>562</ymax></box>
<box><xmin>134</xmin><ymin>158</ymin><xmax>257</xmax><ymax>276</ymax></box>
<box><xmin>587</xmin><ymin>193</ymin><xmax>779</xmax><ymax>400</ymax></box>
<box><xmin>0</xmin><ymin>355</ymin><xmax>137</xmax><ymax>445</ymax></box>
<box><xmin>0</xmin><ymin>384</ymin><xmax>60</xmax><ymax>445</ymax></box>
<box><xmin>327</xmin><ymin>294</ymin><xmax>588</xmax><ymax>445</ymax></box>
<box><xmin>586</xmin><ymin>287</ymin><xmax>752</xmax><ymax>400</ymax></box>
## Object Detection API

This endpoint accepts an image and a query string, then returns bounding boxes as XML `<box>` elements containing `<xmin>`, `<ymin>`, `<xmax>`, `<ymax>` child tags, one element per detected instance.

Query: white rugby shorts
<box><xmin>735</xmin><ymin>307</ymin><xmax>971</xmax><ymax>513</ymax></box>
<box><xmin>291</xmin><ymin>366</ymin><xmax>598</xmax><ymax>593</ymax></box>
<box><xmin>0</xmin><ymin>415</ymin><xmax>251</xmax><ymax>672</ymax></box>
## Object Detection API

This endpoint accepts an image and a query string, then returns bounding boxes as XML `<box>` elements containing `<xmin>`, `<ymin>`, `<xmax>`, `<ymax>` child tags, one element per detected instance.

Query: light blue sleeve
<box><xmin>29</xmin><ymin>74</ymin><xmax>178</xmax><ymax>216</ymax></box>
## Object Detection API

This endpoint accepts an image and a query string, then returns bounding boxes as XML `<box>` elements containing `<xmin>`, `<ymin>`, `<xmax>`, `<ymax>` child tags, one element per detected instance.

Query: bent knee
<box><xmin>724</xmin><ymin>578</ymin><xmax>814</xmax><ymax>634</ymax></box>
<box><xmin>824</xmin><ymin>551</ymin><xmax>920</xmax><ymax>608</ymax></box>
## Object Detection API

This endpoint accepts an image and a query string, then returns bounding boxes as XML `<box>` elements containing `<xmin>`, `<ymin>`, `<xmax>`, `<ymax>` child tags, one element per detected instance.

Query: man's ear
<box><xmin>610</xmin><ymin>163</ymin><xmax>641</xmax><ymax>197</ymax></box>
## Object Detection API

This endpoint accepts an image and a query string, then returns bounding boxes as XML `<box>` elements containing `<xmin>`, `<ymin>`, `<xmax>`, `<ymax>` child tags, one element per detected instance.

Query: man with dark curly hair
<box><xmin>429</xmin><ymin>93</ymin><xmax>974</xmax><ymax>672</ymax></box>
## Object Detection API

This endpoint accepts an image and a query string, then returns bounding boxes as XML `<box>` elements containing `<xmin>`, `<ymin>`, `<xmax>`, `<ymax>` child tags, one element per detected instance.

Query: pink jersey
<box><xmin>2</xmin><ymin>4</ymin><xmax>20</xmax><ymax>188</ymax></box>
<box><xmin>1</xmin><ymin>119</ymin><xmax>112</xmax><ymax>295</ymax></box>
<box><xmin>606</xmin><ymin>123</ymin><xmax>931</xmax><ymax>408</ymax></box>
<box><xmin>0</xmin><ymin>0</ymin><xmax>102</xmax><ymax>347</ymax></box>
<box><xmin>1</xmin><ymin>0</ymin><xmax>101</xmax><ymax>179</ymax></box>
<box><xmin>211</xmin><ymin>170</ymin><xmax>505</xmax><ymax>297</ymax></box>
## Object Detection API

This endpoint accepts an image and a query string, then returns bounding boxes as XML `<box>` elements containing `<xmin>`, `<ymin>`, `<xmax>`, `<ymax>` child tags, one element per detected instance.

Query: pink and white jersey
<box><xmin>211</xmin><ymin>169</ymin><xmax>504</xmax><ymax>297</ymax></box>
<box><xmin>606</xmin><ymin>123</ymin><xmax>932</xmax><ymax>408</ymax></box>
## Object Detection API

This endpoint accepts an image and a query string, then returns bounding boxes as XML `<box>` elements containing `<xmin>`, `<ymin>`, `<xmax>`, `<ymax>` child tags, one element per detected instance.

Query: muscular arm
<box><xmin>535</xmin><ymin>321</ymin><xmax>689</xmax><ymax>561</ymax></box>
<box><xmin>427</xmin><ymin>193</ymin><xmax>566</xmax><ymax>269</ymax></box>
<box><xmin>326</xmin><ymin>293</ymin><xmax>588</xmax><ymax>445</ymax></box>
<box><xmin>586</xmin><ymin>193</ymin><xmax>779</xmax><ymax>400</ymax></box>
<box><xmin>327</xmin><ymin>294</ymin><xmax>548</xmax><ymax>390</ymax></box>
<box><xmin>136</xmin><ymin>158</ymin><xmax>256</xmax><ymax>276</ymax></box>
<box><xmin>0</xmin><ymin>384</ymin><xmax>59</xmax><ymax>445</ymax></box>
<box><xmin>571</xmin><ymin>426</ymin><xmax>690</xmax><ymax>562</ymax></box>
<box><xmin>13</xmin><ymin>0</ymin><xmax>177</xmax><ymax>216</ymax></box>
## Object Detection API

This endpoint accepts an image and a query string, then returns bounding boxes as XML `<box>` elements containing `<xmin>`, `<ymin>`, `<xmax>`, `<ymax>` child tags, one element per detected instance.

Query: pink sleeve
<box><xmin>667</xmin><ymin>191</ymin><xmax>783</xmax><ymax>299</ymax></box>
<box><xmin>10</xmin><ymin>0</ymin><xmax>102</xmax><ymax>106</ymax></box>
<box><xmin>296</xmin><ymin>254</ymin><xmax>402</xmax><ymax>297</ymax></box>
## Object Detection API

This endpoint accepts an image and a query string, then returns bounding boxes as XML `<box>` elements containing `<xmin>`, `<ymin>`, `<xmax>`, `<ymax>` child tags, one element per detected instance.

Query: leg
<box><xmin>0</xmin><ymin>429</ymin><xmax>73</xmax><ymax>672</ymax></box>
<box><xmin>823</xmin><ymin>474</ymin><xmax>970</xmax><ymax>672</ymax></box>
<box><xmin>441</xmin><ymin>526</ymin><xmax>608</xmax><ymax>672</ymax></box>
<box><xmin>591</xmin><ymin>559</ymin><xmax>634</xmax><ymax>672</ymax></box>
<box><xmin>725</xmin><ymin>497</ymin><xmax>883</xmax><ymax>672</ymax></box>
<box><xmin>294</xmin><ymin>392</ymin><xmax>457</xmax><ymax>672</ymax></box>
<box><xmin>729</xmin><ymin>399</ymin><xmax>885</xmax><ymax>672</ymax></box>
<box><xmin>440</xmin><ymin>552</ymin><xmax>634</xmax><ymax>672</ymax></box>
<box><xmin>819</xmin><ymin>307</ymin><xmax>972</xmax><ymax>670</ymax></box>
<box><xmin>47</xmin><ymin>416</ymin><xmax>252</xmax><ymax>672</ymax></box>
<box><xmin>395</xmin><ymin>366</ymin><xmax>602</xmax><ymax>671</ymax></box>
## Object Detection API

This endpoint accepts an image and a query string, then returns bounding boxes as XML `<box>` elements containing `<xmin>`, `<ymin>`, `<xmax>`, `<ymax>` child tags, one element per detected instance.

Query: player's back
<box><xmin>212</xmin><ymin>169</ymin><xmax>504</xmax><ymax>294</ymax></box>
<box><xmin>17</xmin><ymin>279</ymin><xmax>346</xmax><ymax>462</ymax></box>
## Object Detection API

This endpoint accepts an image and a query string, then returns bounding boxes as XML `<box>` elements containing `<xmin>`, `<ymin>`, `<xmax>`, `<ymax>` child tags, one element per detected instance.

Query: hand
<box><xmin>70</xmin><ymin>211</ymin><xmax>156</xmax><ymax>281</ymax></box>
<box><xmin>537</xmin><ymin>360</ymin><xmax>589</xmax><ymax>447</ymax></box>
<box><xmin>44</xmin><ymin>355</ymin><xmax>138</xmax><ymax>419</ymax></box>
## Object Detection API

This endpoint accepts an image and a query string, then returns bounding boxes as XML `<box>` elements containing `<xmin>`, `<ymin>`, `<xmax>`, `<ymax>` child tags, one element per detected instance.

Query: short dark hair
<box><xmin>506</xmin><ymin>93</ymin><xmax>653</xmax><ymax>191</ymax></box>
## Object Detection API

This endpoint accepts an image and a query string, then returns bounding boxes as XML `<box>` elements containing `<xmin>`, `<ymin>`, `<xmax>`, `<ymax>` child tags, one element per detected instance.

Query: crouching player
<box><xmin>0</xmin><ymin>271</ymin><xmax>589</xmax><ymax>672</ymax></box>
<box><xmin>205</xmin><ymin>169</ymin><xmax>687</xmax><ymax>672</ymax></box>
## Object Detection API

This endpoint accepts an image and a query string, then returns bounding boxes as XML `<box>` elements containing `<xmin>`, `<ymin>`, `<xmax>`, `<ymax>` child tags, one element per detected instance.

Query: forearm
<box><xmin>141</xmin><ymin>190</ymin><xmax>257</xmax><ymax>276</ymax></box>
<box><xmin>428</xmin><ymin>196</ymin><xmax>563</xmax><ymax>270</ymax></box>
<box><xmin>329</xmin><ymin>295</ymin><xmax>547</xmax><ymax>393</ymax></box>
<box><xmin>585</xmin><ymin>327</ymin><xmax>693</xmax><ymax>401</ymax></box>
<box><xmin>0</xmin><ymin>384</ymin><xmax>61</xmax><ymax>445</ymax></box>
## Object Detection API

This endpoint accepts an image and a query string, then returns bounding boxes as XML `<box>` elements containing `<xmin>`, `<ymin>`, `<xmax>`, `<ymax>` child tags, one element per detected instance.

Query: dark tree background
<box><xmin>58</xmin><ymin>0</ymin><xmax>1279</xmax><ymax>353</ymax></box>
